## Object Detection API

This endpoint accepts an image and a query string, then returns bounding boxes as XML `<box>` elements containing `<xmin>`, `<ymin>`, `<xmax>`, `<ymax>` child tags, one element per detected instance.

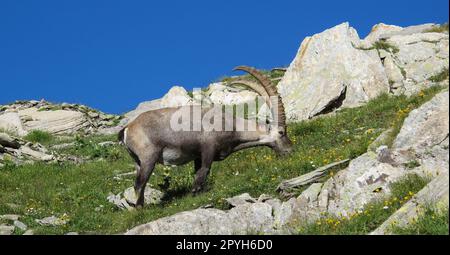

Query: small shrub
<box><xmin>24</xmin><ymin>130</ymin><xmax>53</xmax><ymax>144</ymax></box>
<box><xmin>373</xmin><ymin>40</ymin><xmax>400</xmax><ymax>54</ymax></box>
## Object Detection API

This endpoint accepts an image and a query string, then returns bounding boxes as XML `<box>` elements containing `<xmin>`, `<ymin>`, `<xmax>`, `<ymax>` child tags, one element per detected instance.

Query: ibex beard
<box><xmin>119</xmin><ymin>66</ymin><xmax>293</xmax><ymax>208</ymax></box>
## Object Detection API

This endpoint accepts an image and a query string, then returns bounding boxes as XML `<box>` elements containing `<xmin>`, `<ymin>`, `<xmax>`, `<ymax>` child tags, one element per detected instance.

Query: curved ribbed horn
<box><xmin>228</xmin><ymin>80</ymin><xmax>271</xmax><ymax>108</ymax></box>
<box><xmin>233</xmin><ymin>66</ymin><xmax>286</xmax><ymax>127</ymax></box>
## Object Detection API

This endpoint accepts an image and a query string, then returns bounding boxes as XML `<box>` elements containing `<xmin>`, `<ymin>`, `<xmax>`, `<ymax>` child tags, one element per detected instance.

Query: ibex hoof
<box><xmin>191</xmin><ymin>186</ymin><xmax>203</xmax><ymax>195</ymax></box>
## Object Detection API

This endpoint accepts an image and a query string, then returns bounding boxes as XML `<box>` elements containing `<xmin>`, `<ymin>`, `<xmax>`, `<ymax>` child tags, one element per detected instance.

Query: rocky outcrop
<box><xmin>277</xmin><ymin>22</ymin><xmax>449</xmax><ymax>121</ymax></box>
<box><xmin>381</xmin><ymin>32</ymin><xmax>449</xmax><ymax>95</ymax></box>
<box><xmin>316</xmin><ymin>91</ymin><xmax>449</xmax><ymax>217</ymax></box>
<box><xmin>0</xmin><ymin>100</ymin><xmax>121</xmax><ymax>136</ymax></box>
<box><xmin>126</xmin><ymin>195</ymin><xmax>276</xmax><ymax>235</ymax></box>
<box><xmin>277</xmin><ymin>22</ymin><xmax>390</xmax><ymax>121</ymax></box>
<box><xmin>0</xmin><ymin>132</ymin><xmax>56</xmax><ymax>166</ymax></box>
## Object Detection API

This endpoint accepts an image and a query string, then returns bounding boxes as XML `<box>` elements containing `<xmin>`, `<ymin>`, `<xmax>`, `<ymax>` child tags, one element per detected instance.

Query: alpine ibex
<box><xmin>119</xmin><ymin>66</ymin><xmax>293</xmax><ymax>207</ymax></box>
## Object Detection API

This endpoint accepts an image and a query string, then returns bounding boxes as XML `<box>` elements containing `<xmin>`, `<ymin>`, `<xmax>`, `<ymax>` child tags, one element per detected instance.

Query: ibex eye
<box><xmin>279</xmin><ymin>131</ymin><xmax>284</xmax><ymax>135</ymax></box>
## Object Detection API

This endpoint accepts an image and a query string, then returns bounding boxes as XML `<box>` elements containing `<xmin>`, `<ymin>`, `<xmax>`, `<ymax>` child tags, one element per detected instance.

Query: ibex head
<box><xmin>230</xmin><ymin>66</ymin><xmax>293</xmax><ymax>157</ymax></box>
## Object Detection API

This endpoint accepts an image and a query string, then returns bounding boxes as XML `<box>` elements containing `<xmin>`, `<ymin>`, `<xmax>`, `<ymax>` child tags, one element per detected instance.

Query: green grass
<box><xmin>429</xmin><ymin>67</ymin><xmax>449</xmax><ymax>83</ymax></box>
<box><xmin>297</xmin><ymin>174</ymin><xmax>430</xmax><ymax>235</ymax></box>
<box><xmin>392</xmin><ymin>208</ymin><xmax>449</xmax><ymax>235</ymax></box>
<box><xmin>0</xmin><ymin>85</ymin><xmax>445</xmax><ymax>234</ymax></box>
<box><xmin>373</xmin><ymin>40</ymin><xmax>400</xmax><ymax>54</ymax></box>
<box><xmin>23</xmin><ymin>130</ymin><xmax>54</xmax><ymax>145</ymax></box>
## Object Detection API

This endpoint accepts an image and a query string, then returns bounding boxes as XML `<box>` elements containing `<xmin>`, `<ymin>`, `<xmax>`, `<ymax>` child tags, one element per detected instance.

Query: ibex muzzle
<box><xmin>119</xmin><ymin>66</ymin><xmax>293</xmax><ymax>208</ymax></box>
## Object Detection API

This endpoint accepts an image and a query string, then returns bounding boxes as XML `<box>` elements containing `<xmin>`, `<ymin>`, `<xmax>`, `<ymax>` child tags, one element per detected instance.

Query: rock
<box><xmin>126</xmin><ymin>202</ymin><xmax>274</xmax><ymax>235</ymax></box>
<box><xmin>376</xmin><ymin>146</ymin><xmax>396</xmax><ymax>165</ymax></box>
<box><xmin>123</xmin><ymin>86</ymin><xmax>193</xmax><ymax>125</ymax></box>
<box><xmin>123</xmin><ymin>99</ymin><xmax>162</xmax><ymax>125</ymax></box>
<box><xmin>87</xmin><ymin>112</ymin><xmax>99</xmax><ymax>118</ymax></box>
<box><xmin>379</xmin><ymin>23</ymin><xmax>440</xmax><ymax>39</ymax></box>
<box><xmin>35</xmin><ymin>216</ymin><xmax>67</xmax><ymax>226</ymax></box>
<box><xmin>20</xmin><ymin>146</ymin><xmax>54</xmax><ymax>161</ymax></box>
<box><xmin>22</xmin><ymin>230</ymin><xmax>34</xmax><ymax>235</ymax></box>
<box><xmin>123</xmin><ymin>186</ymin><xmax>164</xmax><ymax>206</ymax></box>
<box><xmin>207</xmin><ymin>82</ymin><xmax>259</xmax><ymax>106</ymax></box>
<box><xmin>225</xmin><ymin>193</ymin><xmax>256</xmax><ymax>207</ymax></box>
<box><xmin>0</xmin><ymin>225</ymin><xmax>15</xmax><ymax>235</ymax></box>
<box><xmin>0</xmin><ymin>132</ymin><xmax>21</xmax><ymax>149</ymax></box>
<box><xmin>160</xmin><ymin>86</ymin><xmax>193</xmax><ymax>108</ymax></box>
<box><xmin>277</xmin><ymin>22</ymin><xmax>389</xmax><ymax>121</ymax></box>
<box><xmin>13</xmin><ymin>220</ymin><xmax>27</xmax><ymax>231</ymax></box>
<box><xmin>0</xmin><ymin>214</ymin><xmax>20</xmax><ymax>221</ymax></box>
<box><xmin>393</xmin><ymin>91</ymin><xmax>449</xmax><ymax>157</ymax></box>
<box><xmin>384</xmin><ymin>33</ymin><xmax>449</xmax><ymax>95</ymax></box>
<box><xmin>65</xmin><ymin>232</ymin><xmax>79</xmax><ymax>235</ymax></box>
<box><xmin>298</xmin><ymin>183</ymin><xmax>323</xmax><ymax>203</ymax></box>
<box><xmin>320</xmin><ymin>153</ymin><xmax>408</xmax><ymax>217</ymax></box>
<box><xmin>361</xmin><ymin>23</ymin><xmax>403</xmax><ymax>46</ymax></box>
<box><xmin>98</xmin><ymin>141</ymin><xmax>116</xmax><ymax>147</ymax></box>
<box><xmin>0</xmin><ymin>112</ymin><xmax>28</xmax><ymax>136</ymax></box>
<box><xmin>370</xmin><ymin>171</ymin><xmax>449</xmax><ymax>235</ymax></box>
<box><xmin>367</xmin><ymin>128</ymin><xmax>394</xmax><ymax>152</ymax></box>
<box><xmin>106</xmin><ymin>192</ymin><xmax>133</xmax><ymax>211</ymax></box>
<box><xmin>18</xmin><ymin>108</ymin><xmax>89</xmax><ymax>134</ymax></box>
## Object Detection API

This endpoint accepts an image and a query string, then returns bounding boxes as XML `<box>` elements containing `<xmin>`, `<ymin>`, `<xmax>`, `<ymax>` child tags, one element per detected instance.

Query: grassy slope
<box><xmin>0</xmin><ymin>86</ymin><xmax>446</xmax><ymax>234</ymax></box>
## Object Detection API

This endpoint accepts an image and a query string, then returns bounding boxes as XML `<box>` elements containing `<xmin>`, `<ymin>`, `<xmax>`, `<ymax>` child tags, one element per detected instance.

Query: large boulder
<box><xmin>17</xmin><ymin>108</ymin><xmax>89</xmax><ymax>134</ymax></box>
<box><xmin>126</xmin><ymin>202</ymin><xmax>274</xmax><ymax>235</ymax></box>
<box><xmin>0</xmin><ymin>112</ymin><xmax>27</xmax><ymax>136</ymax></box>
<box><xmin>361</xmin><ymin>23</ymin><xmax>439</xmax><ymax>46</ymax></box>
<box><xmin>277</xmin><ymin>22</ymin><xmax>389</xmax><ymax>121</ymax></box>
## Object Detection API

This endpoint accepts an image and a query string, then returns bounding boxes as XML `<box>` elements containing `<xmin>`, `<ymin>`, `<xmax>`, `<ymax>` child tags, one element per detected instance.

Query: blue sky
<box><xmin>1</xmin><ymin>0</ymin><xmax>448</xmax><ymax>114</ymax></box>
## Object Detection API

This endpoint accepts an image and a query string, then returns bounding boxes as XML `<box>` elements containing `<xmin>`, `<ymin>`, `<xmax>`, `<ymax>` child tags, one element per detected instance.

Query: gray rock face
<box><xmin>0</xmin><ymin>112</ymin><xmax>28</xmax><ymax>136</ymax></box>
<box><xmin>0</xmin><ymin>225</ymin><xmax>15</xmax><ymax>235</ymax></box>
<box><xmin>0</xmin><ymin>100</ymin><xmax>122</xmax><ymax>136</ymax></box>
<box><xmin>18</xmin><ymin>108</ymin><xmax>89</xmax><ymax>134</ymax></box>
<box><xmin>277</xmin><ymin>22</ymin><xmax>389</xmax><ymax>121</ymax></box>
<box><xmin>275</xmin><ymin>22</ymin><xmax>448</xmax><ymax>121</ymax></box>
<box><xmin>0</xmin><ymin>132</ymin><xmax>21</xmax><ymax>149</ymax></box>
<box><xmin>393</xmin><ymin>91</ymin><xmax>449</xmax><ymax>155</ymax></box>
<box><xmin>225</xmin><ymin>193</ymin><xmax>256</xmax><ymax>207</ymax></box>
<box><xmin>320</xmin><ymin>152</ymin><xmax>408</xmax><ymax>217</ymax></box>
<box><xmin>384</xmin><ymin>33</ymin><xmax>449</xmax><ymax>95</ymax></box>
<box><xmin>126</xmin><ymin>202</ymin><xmax>274</xmax><ymax>235</ymax></box>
